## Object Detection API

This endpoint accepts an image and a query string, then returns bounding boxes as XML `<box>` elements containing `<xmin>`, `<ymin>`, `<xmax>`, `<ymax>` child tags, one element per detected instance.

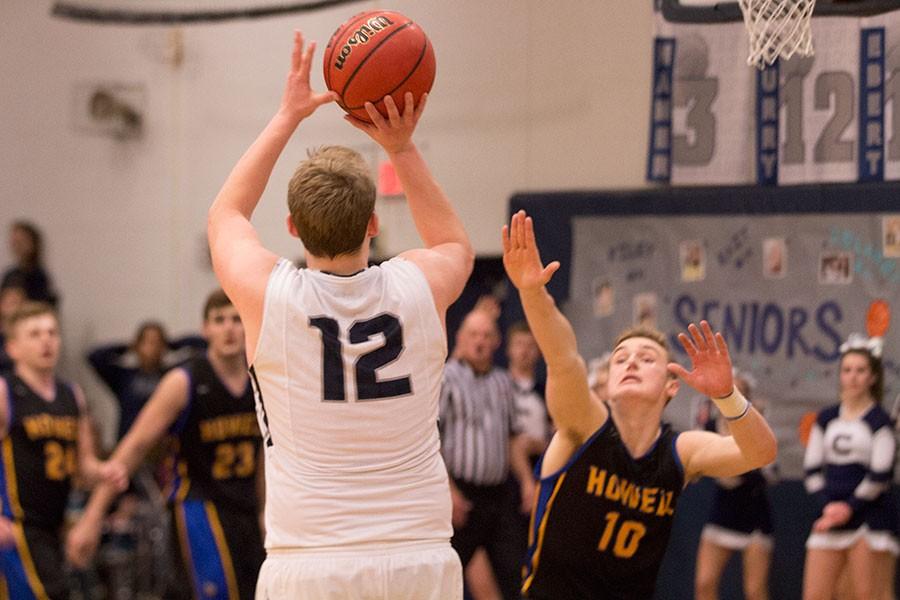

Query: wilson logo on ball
<box><xmin>333</xmin><ymin>15</ymin><xmax>395</xmax><ymax>71</ymax></box>
<box><xmin>324</xmin><ymin>10</ymin><xmax>436</xmax><ymax>123</ymax></box>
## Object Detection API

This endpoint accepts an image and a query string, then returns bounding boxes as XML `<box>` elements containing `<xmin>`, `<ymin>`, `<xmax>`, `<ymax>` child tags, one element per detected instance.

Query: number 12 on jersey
<box><xmin>309</xmin><ymin>313</ymin><xmax>412</xmax><ymax>402</ymax></box>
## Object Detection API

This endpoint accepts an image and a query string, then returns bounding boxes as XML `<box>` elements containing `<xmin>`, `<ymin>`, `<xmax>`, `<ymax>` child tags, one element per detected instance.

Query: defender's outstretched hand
<box><xmin>667</xmin><ymin>321</ymin><xmax>734</xmax><ymax>399</ymax></box>
<box><xmin>279</xmin><ymin>31</ymin><xmax>338</xmax><ymax>121</ymax></box>
<box><xmin>344</xmin><ymin>92</ymin><xmax>426</xmax><ymax>154</ymax></box>
<box><xmin>502</xmin><ymin>210</ymin><xmax>560</xmax><ymax>293</ymax></box>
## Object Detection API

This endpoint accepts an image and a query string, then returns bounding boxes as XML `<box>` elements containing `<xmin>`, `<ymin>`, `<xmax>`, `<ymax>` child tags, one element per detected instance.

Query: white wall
<box><xmin>0</xmin><ymin>0</ymin><xmax>653</xmax><ymax>442</ymax></box>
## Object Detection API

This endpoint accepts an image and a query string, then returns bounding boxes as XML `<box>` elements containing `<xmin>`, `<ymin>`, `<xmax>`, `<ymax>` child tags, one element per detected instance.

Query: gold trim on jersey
<box><xmin>205</xmin><ymin>501</ymin><xmax>240</xmax><ymax>599</ymax></box>
<box><xmin>1</xmin><ymin>438</ymin><xmax>23</xmax><ymax>520</ymax></box>
<box><xmin>12</xmin><ymin>522</ymin><xmax>49</xmax><ymax>600</ymax></box>
<box><xmin>521</xmin><ymin>473</ymin><xmax>567</xmax><ymax>595</ymax></box>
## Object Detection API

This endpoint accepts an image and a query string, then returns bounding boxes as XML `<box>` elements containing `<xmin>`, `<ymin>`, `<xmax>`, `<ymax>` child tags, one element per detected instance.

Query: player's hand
<box><xmin>502</xmin><ymin>210</ymin><xmax>560</xmax><ymax>293</ymax></box>
<box><xmin>450</xmin><ymin>485</ymin><xmax>472</xmax><ymax>529</ymax></box>
<box><xmin>667</xmin><ymin>321</ymin><xmax>733</xmax><ymax>399</ymax></box>
<box><xmin>344</xmin><ymin>92</ymin><xmax>425</xmax><ymax>154</ymax></box>
<box><xmin>65</xmin><ymin>516</ymin><xmax>103</xmax><ymax>569</ymax></box>
<box><xmin>99</xmin><ymin>459</ymin><xmax>129</xmax><ymax>493</ymax></box>
<box><xmin>0</xmin><ymin>516</ymin><xmax>15</xmax><ymax>549</ymax></box>
<box><xmin>279</xmin><ymin>31</ymin><xmax>338</xmax><ymax>122</ymax></box>
<box><xmin>519</xmin><ymin>480</ymin><xmax>536</xmax><ymax>515</ymax></box>
<box><xmin>813</xmin><ymin>501</ymin><xmax>852</xmax><ymax>532</ymax></box>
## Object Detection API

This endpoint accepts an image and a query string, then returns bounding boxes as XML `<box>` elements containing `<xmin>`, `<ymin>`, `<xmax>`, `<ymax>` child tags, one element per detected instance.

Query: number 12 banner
<box><xmin>648</xmin><ymin>8</ymin><xmax>900</xmax><ymax>186</ymax></box>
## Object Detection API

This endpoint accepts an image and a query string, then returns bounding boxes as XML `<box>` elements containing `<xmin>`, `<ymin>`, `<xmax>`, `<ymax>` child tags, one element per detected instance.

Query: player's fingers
<box><xmin>667</xmin><ymin>362</ymin><xmax>689</xmax><ymax>380</ymax></box>
<box><xmin>541</xmin><ymin>261</ymin><xmax>561</xmax><ymax>283</ymax></box>
<box><xmin>699</xmin><ymin>321</ymin><xmax>717</xmax><ymax>352</ymax></box>
<box><xmin>516</xmin><ymin>212</ymin><xmax>527</xmax><ymax>249</ymax></box>
<box><xmin>525</xmin><ymin>215</ymin><xmax>538</xmax><ymax>250</ymax></box>
<box><xmin>714</xmin><ymin>332</ymin><xmax>731</xmax><ymax>361</ymax></box>
<box><xmin>364</xmin><ymin>102</ymin><xmax>388</xmax><ymax>128</ymax></box>
<box><xmin>314</xmin><ymin>91</ymin><xmax>339</xmax><ymax>107</ymax></box>
<box><xmin>501</xmin><ymin>224</ymin><xmax>511</xmax><ymax>254</ymax></box>
<box><xmin>383</xmin><ymin>95</ymin><xmax>401</xmax><ymax>125</ymax></box>
<box><xmin>510</xmin><ymin>211</ymin><xmax>523</xmax><ymax>249</ymax></box>
<box><xmin>291</xmin><ymin>31</ymin><xmax>304</xmax><ymax>72</ymax></box>
<box><xmin>300</xmin><ymin>40</ymin><xmax>316</xmax><ymax>78</ymax></box>
<box><xmin>401</xmin><ymin>91</ymin><xmax>415</xmax><ymax>120</ymax></box>
<box><xmin>688</xmin><ymin>323</ymin><xmax>707</xmax><ymax>353</ymax></box>
<box><xmin>677</xmin><ymin>332</ymin><xmax>698</xmax><ymax>357</ymax></box>
<box><xmin>414</xmin><ymin>92</ymin><xmax>428</xmax><ymax>120</ymax></box>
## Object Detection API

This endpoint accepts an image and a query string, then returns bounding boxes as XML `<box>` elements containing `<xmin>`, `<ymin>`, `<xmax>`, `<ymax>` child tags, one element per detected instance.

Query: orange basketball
<box><xmin>324</xmin><ymin>10</ymin><xmax>435</xmax><ymax>122</ymax></box>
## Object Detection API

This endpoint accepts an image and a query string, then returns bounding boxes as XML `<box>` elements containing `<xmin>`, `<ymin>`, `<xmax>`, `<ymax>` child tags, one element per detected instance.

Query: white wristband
<box><xmin>712</xmin><ymin>386</ymin><xmax>751</xmax><ymax>420</ymax></box>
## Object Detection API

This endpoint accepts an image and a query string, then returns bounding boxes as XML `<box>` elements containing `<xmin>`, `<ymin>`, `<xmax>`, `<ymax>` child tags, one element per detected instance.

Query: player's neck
<box><xmin>207</xmin><ymin>350</ymin><xmax>246</xmax><ymax>378</ymax></box>
<box><xmin>610</xmin><ymin>402</ymin><xmax>663</xmax><ymax>459</ymax></box>
<box><xmin>839</xmin><ymin>393</ymin><xmax>874</xmax><ymax>419</ymax></box>
<box><xmin>13</xmin><ymin>363</ymin><xmax>56</xmax><ymax>399</ymax></box>
<box><xmin>306</xmin><ymin>248</ymin><xmax>369</xmax><ymax>276</ymax></box>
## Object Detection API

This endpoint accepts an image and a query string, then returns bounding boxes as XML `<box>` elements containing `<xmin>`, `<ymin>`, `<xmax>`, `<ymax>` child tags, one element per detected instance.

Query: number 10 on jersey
<box><xmin>309</xmin><ymin>313</ymin><xmax>412</xmax><ymax>402</ymax></box>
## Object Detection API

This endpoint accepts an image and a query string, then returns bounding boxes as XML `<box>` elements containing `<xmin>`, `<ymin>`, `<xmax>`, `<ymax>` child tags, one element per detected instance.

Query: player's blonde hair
<box><xmin>287</xmin><ymin>146</ymin><xmax>376</xmax><ymax>259</ymax></box>
<box><xmin>613</xmin><ymin>326</ymin><xmax>670</xmax><ymax>360</ymax></box>
<box><xmin>4</xmin><ymin>301</ymin><xmax>57</xmax><ymax>338</ymax></box>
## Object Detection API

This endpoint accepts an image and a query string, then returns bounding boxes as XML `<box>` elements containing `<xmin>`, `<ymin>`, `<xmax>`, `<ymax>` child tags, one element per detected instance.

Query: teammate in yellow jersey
<box><xmin>0</xmin><ymin>302</ymin><xmax>125</xmax><ymax>600</ymax></box>
<box><xmin>502</xmin><ymin>211</ymin><xmax>778</xmax><ymax>600</ymax></box>
<box><xmin>66</xmin><ymin>290</ymin><xmax>264</xmax><ymax>600</ymax></box>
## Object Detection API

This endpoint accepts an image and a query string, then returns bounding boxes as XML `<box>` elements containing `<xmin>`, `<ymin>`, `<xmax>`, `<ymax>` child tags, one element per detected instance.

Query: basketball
<box><xmin>324</xmin><ymin>10</ymin><xmax>436</xmax><ymax>122</ymax></box>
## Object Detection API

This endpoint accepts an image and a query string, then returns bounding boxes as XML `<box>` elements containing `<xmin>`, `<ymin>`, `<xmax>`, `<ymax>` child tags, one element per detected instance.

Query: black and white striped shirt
<box><xmin>439</xmin><ymin>358</ymin><xmax>518</xmax><ymax>486</ymax></box>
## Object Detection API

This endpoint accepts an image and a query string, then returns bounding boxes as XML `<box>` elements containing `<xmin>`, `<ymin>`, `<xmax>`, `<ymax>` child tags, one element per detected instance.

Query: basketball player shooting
<box><xmin>206</xmin><ymin>32</ymin><xmax>474</xmax><ymax>599</ymax></box>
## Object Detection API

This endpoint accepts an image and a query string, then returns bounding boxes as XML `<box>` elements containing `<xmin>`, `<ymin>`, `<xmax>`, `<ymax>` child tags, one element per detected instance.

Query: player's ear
<box><xmin>367</xmin><ymin>212</ymin><xmax>379</xmax><ymax>238</ymax></box>
<box><xmin>286</xmin><ymin>214</ymin><xmax>300</xmax><ymax>239</ymax></box>
<box><xmin>663</xmin><ymin>376</ymin><xmax>679</xmax><ymax>405</ymax></box>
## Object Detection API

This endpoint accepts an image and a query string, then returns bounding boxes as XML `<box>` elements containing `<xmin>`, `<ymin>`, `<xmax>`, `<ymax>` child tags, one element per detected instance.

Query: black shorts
<box><xmin>169</xmin><ymin>500</ymin><xmax>265</xmax><ymax>600</ymax></box>
<box><xmin>0</xmin><ymin>522</ymin><xmax>67</xmax><ymax>600</ymax></box>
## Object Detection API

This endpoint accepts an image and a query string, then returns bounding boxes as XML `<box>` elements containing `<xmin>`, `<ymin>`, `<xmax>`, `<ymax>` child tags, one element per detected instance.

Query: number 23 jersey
<box><xmin>250</xmin><ymin>257</ymin><xmax>451</xmax><ymax>549</ymax></box>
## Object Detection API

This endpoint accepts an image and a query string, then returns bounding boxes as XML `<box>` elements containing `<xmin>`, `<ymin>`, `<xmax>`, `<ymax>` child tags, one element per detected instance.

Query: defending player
<box><xmin>205</xmin><ymin>32</ymin><xmax>473</xmax><ymax>599</ymax></box>
<box><xmin>501</xmin><ymin>211</ymin><xmax>777</xmax><ymax>600</ymax></box>
<box><xmin>0</xmin><ymin>302</ymin><xmax>125</xmax><ymax>599</ymax></box>
<box><xmin>66</xmin><ymin>290</ymin><xmax>265</xmax><ymax>600</ymax></box>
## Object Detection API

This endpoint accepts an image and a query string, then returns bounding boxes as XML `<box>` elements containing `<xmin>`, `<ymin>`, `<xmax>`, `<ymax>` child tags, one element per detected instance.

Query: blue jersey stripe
<box><xmin>179</xmin><ymin>500</ymin><xmax>231</xmax><ymax>600</ymax></box>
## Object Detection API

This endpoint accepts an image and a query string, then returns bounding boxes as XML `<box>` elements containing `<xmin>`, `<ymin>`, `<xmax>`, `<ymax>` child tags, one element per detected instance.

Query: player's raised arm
<box><xmin>207</xmin><ymin>31</ymin><xmax>337</xmax><ymax>347</ymax></box>
<box><xmin>345</xmin><ymin>93</ymin><xmax>473</xmax><ymax>317</ymax></box>
<box><xmin>672</xmin><ymin>322</ymin><xmax>778</xmax><ymax>480</ymax></box>
<box><xmin>502</xmin><ymin>210</ymin><xmax>606</xmax><ymax>442</ymax></box>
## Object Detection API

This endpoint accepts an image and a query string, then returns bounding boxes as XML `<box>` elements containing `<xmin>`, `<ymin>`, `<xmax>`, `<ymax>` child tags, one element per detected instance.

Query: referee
<box><xmin>439</xmin><ymin>308</ymin><xmax>533</xmax><ymax>600</ymax></box>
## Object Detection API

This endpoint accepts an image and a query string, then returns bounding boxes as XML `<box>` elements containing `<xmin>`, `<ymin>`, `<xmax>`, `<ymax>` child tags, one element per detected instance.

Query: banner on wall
<box><xmin>565</xmin><ymin>212</ymin><xmax>900</xmax><ymax>477</ymax></box>
<box><xmin>649</xmin><ymin>6</ymin><xmax>900</xmax><ymax>185</ymax></box>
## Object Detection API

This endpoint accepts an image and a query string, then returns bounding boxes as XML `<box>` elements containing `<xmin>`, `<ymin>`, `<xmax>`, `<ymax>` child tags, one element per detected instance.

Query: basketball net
<box><xmin>738</xmin><ymin>0</ymin><xmax>816</xmax><ymax>68</ymax></box>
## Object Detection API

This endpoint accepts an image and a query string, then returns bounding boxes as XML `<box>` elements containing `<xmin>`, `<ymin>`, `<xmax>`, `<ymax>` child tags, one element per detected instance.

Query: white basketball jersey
<box><xmin>250</xmin><ymin>257</ymin><xmax>452</xmax><ymax>549</ymax></box>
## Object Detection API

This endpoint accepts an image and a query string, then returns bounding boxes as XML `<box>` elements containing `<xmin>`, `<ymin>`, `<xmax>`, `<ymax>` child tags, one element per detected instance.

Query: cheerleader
<box><xmin>802</xmin><ymin>334</ymin><xmax>898</xmax><ymax>600</ymax></box>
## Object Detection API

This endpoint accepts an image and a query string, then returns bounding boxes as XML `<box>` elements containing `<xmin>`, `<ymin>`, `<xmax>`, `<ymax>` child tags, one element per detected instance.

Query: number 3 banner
<box><xmin>648</xmin><ymin>7</ymin><xmax>900</xmax><ymax>186</ymax></box>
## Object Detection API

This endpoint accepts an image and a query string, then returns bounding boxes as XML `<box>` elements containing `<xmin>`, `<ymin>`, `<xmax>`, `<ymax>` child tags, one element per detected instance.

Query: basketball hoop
<box><xmin>738</xmin><ymin>0</ymin><xmax>816</xmax><ymax>68</ymax></box>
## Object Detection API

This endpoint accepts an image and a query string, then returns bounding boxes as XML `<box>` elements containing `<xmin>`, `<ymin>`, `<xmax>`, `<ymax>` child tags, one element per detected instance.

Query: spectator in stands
<box><xmin>2</xmin><ymin>221</ymin><xmax>58</xmax><ymax>306</ymax></box>
<box><xmin>87</xmin><ymin>322</ymin><xmax>205</xmax><ymax>441</ymax></box>
<box><xmin>0</xmin><ymin>284</ymin><xmax>27</xmax><ymax>373</ymax></box>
